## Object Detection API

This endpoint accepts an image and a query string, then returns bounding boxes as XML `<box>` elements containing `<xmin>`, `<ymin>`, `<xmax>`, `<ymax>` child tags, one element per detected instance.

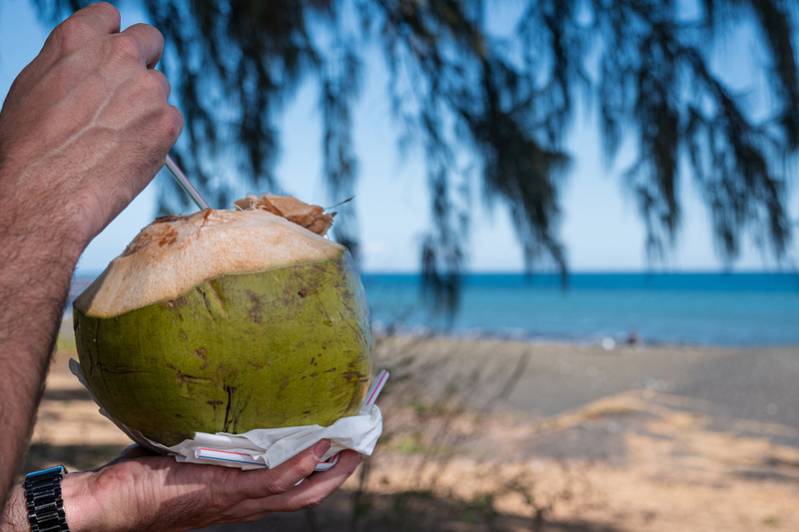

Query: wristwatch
<box><xmin>23</xmin><ymin>465</ymin><xmax>70</xmax><ymax>531</ymax></box>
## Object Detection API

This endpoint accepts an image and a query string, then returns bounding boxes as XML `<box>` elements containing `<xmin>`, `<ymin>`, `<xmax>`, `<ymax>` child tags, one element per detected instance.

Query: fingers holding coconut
<box><xmin>234</xmin><ymin>439</ymin><xmax>331</xmax><ymax>499</ymax></box>
<box><xmin>262</xmin><ymin>450</ymin><xmax>364</xmax><ymax>512</ymax></box>
<box><xmin>235</xmin><ymin>450</ymin><xmax>363</xmax><ymax>517</ymax></box>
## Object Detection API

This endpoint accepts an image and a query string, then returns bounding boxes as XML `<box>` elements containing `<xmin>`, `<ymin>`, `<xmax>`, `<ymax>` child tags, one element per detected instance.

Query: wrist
<box><xmin>0</xmin><ymin>181</ymin><xmax>89</xmax><ymax>267</ymax></box>
<box><xmin>60</xmin><ymin>472</ymin><xmax>104</xmax><ymax>532</ymax></box>
<box><xmin>61</xmin><ymin>463</ymin><xmax>163</xmax><ymax>532</ymax></box>
<box><xmin>0</xmin><ymin>473</ymin><xmax>94</xmax><ymax>532</ymax></box>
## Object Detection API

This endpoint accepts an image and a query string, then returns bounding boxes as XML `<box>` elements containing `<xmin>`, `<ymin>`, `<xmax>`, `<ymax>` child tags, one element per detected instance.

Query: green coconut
<box><xmin>73</xmin><ymin>196</ymin><xmax>372</xmax><ymax>446</ymax></box>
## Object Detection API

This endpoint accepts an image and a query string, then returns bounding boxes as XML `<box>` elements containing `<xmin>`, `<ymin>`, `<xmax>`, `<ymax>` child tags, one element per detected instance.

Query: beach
<box><xmin>27</xmin><ymin>319</ymin><xmax>799</xmax><ymax>531</ymax></box>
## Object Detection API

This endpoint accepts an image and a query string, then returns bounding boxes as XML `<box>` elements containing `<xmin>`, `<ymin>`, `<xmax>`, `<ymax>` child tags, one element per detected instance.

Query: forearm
<box><xmin>0</xmin><ymin>185</ymin><xmax>85</xmax><ymax>508</ymax></box>
<box><xmin>0</xmin><ymin>485</ymin><xmax>25</xmax><ymax>531</ymax></box>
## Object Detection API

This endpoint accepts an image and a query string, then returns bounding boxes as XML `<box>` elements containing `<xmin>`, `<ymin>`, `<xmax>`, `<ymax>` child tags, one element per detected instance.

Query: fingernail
<box><xmin>312</xmin><ymin>439</ymin><xmax>331</xmax><ymax>460</ymax></box>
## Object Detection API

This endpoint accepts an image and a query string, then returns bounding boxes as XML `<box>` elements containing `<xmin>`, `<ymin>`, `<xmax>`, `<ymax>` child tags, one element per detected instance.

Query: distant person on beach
<box><xmin>0</xmin><ymin>4</ymin><xmax>360</xmax><ymax>530</ymax></box>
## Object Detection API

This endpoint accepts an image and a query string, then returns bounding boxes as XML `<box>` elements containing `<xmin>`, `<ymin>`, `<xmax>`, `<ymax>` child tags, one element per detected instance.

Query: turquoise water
<box><xmin>361</xmin><ymin>273</ymin><xmax>799</xmax><ymax>346</ymax></box>
<box><xmin>69</xmin><ymin>272</ymin><xmax>799</xmax><ymax>346</ymax></box>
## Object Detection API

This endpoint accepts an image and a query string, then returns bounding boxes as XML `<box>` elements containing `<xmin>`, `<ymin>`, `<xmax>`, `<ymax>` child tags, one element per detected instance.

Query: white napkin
<box><xmin>69</xmin><ymin>359</ymin><xmax>387</xmax><ymax>470</ymax></box>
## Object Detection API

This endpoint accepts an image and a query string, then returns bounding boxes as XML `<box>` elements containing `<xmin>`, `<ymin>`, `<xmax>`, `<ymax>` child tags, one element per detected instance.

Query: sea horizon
<box><xmin>68</xmin><ymin>271</ymin><xmax>799</xmax><ymax>348</ymax></box>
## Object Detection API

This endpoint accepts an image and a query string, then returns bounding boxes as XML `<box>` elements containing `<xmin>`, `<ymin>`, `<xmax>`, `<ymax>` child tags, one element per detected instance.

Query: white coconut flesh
<box><xmin>76</xmin><ymin>205</ymin><xmax>343</xmax><ymax>319</ymax></box>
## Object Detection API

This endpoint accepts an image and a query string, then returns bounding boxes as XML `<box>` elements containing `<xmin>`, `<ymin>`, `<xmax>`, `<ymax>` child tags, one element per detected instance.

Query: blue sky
<box><xmin>1</xmin><ymin>0</ymin><xmax>796</xmax><ymax>273</ymax></box>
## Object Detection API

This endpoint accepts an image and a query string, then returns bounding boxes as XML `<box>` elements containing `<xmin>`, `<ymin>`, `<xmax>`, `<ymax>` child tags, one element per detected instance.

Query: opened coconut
<box><xmin>73</xmin><ymin>195</ymin><xmax>372</xmax><ymax>446</ymax></box>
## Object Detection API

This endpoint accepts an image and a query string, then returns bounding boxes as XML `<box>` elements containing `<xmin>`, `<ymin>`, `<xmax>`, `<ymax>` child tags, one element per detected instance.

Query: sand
<box><xmin>24</xmin><ymin>322</ymin><xmax>799</xmax><ymax>531</ymax></box>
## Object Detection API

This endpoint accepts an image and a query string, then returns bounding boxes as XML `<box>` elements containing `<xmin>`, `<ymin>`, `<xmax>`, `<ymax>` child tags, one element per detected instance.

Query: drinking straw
<box><xmin>164</xmin><ymin>154</ymin><xmax>211</xmax><ymax>210</ymax></box>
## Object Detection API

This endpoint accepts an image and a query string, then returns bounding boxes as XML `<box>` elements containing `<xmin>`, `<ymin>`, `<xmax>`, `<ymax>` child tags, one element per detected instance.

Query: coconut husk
<box><xmin>234</xmin><ymin>194</ymin><xmax>335</xmax><ymax>236</ymax></box>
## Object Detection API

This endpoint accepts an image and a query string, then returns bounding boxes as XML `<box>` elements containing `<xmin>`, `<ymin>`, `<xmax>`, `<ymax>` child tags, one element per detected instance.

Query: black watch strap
<box><xmin>24</xmin><ymin>465</ymin><xmax>70</xmax><ymax>532</ymax></box>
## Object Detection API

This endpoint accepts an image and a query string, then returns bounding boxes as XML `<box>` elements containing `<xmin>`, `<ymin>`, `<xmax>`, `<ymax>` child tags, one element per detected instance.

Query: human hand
<box><xmin>0</xmin><ymin>2</ymin><xmax>181</xmax><ymax>249</ymax></box>
<box><xmin>59</xmin><ymin>440</ymin><xmax>361</xmax><ymax>531</ymax></box>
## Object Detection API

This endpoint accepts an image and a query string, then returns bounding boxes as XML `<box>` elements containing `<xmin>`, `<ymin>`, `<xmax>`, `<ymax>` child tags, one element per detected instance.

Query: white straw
<box><xmin>164</xmin><ymin>154</ymin><xmax>211</xmax><ymax>210</ymax></box>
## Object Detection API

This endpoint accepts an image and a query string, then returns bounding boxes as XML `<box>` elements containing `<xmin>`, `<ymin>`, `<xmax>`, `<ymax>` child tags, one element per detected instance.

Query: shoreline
<box><xmin>60</xmin><ymin>311</ymin><xmax>799</xmax><ymax>351</ymax></box>
<box><xmin>371</xmin><ymin>323</ymin><xmax>799</xmax><ymax>349</ymax></box>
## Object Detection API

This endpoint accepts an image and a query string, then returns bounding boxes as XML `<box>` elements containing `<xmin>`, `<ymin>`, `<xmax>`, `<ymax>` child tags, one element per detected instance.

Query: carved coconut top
<box><xmin>75</xmin><ymin>196</ymin><xmax>343</xmax><ymax>318</ymax></box>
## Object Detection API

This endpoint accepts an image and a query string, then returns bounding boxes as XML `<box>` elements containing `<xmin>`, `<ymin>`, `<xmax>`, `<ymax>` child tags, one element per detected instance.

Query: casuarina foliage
<box><xmin>33</xmin><ymin>0</ymin><xmax>799</xmax><ymax>311</ymax></box>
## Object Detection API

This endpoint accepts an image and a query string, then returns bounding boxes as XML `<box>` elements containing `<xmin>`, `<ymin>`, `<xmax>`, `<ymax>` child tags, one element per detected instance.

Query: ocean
<box><xmin>361</xmin><ymin>273</ymin><xmax>799</xmax><ymax>347</ymax></box>
<box><xmin>69</xmin><ymin>272</ymin><xmax>799</xmax><ymax>347</ymax></box>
